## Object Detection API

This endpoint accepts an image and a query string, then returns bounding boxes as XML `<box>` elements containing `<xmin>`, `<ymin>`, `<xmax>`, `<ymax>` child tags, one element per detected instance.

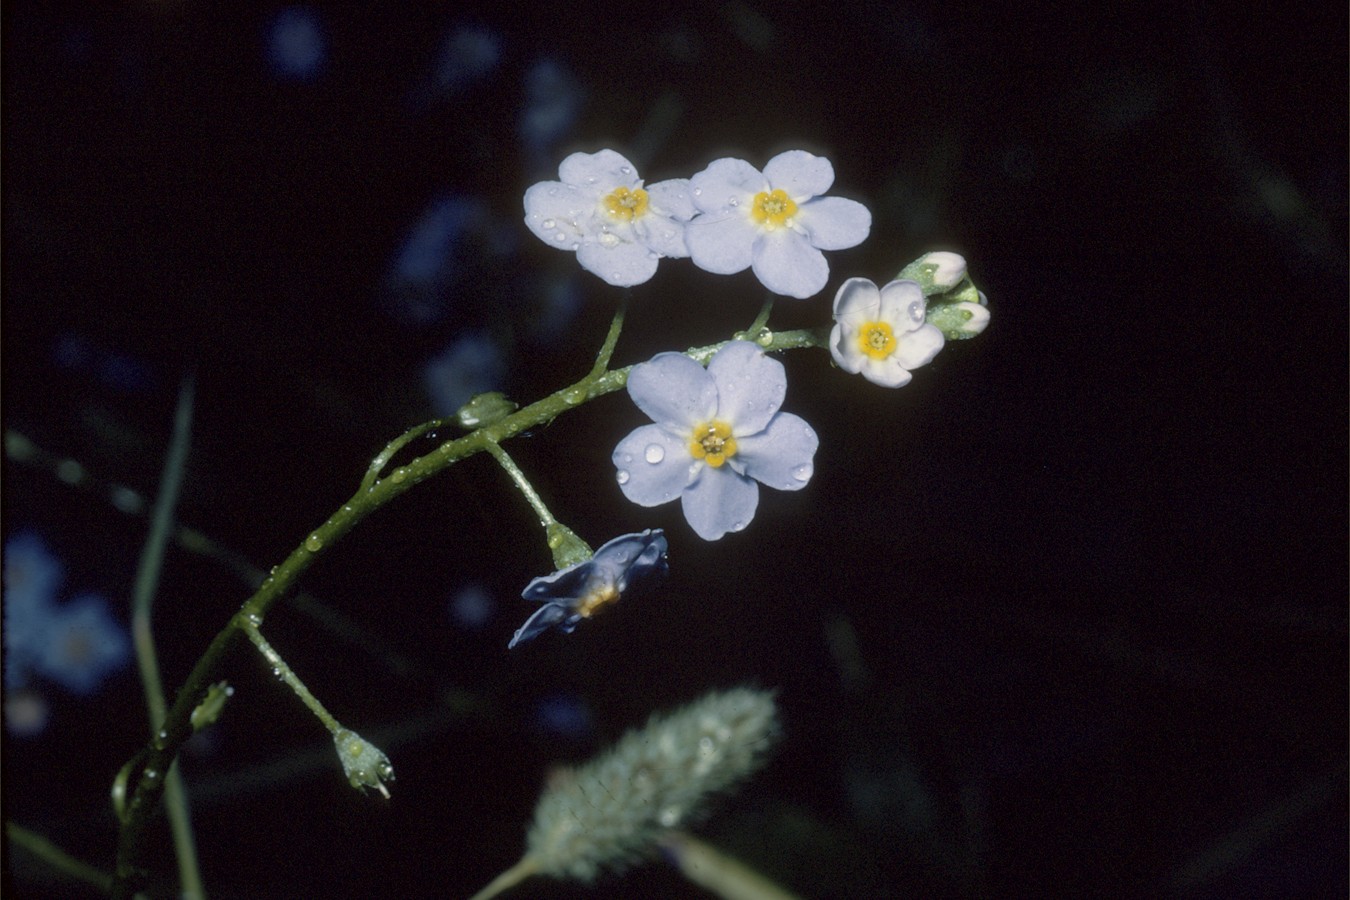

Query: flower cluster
<box><xmin>613</xmin><ymin>342</ymin><xmax>818</xmax><ymax>541</ymax></box>
<box><xmin>525</xmin><ymin>149</ymin><xmax>869</xmax><ymax>297</ymax></box>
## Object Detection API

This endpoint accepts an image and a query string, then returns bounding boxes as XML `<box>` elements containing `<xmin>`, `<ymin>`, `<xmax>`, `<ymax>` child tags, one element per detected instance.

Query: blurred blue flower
<box><xmin>435</xmin><ymin>25</ymin><xmax>501</xmax><ymax>92</ymax></box>
<box><xmin>4</xmin><ymin>532</ymin><xmax>63</xmax><ymax>688</ymax></box>
<box><xmin>519</xmin><ymin>58</ymin><xmax>584</xmax><ymax>163</ymax></box>
<box><xmin>423</xmin><ymin>331</ymin><xmax>506</xmax><ymax>419</ymax></box>
<box><xmin>532</xmin><ymin>692</ymin><xmax>593</xmax><ymax>740</ymax></box>
<box><xmin>385</xmin><ymin>196</ymin><xmax>486</xmax><ymax>324</ymax></box>
<box><xmin>509</xmin><ymin>530</ymin><xmax>668</xmax><ymax>649</ymax></box>
<box><xmin>448</xmin><ymin>582</ymin><xmax>495</xmax><ymax>630</ymax></box>
<box><xmin>266</xmin><ymin>7</ymin><xmax>327</xmax><ymax>81</ymax></box>
<box><xmin>33</xmin><ymin>593</ymin><xmax>130</xmax><ymax>696</ymax></box>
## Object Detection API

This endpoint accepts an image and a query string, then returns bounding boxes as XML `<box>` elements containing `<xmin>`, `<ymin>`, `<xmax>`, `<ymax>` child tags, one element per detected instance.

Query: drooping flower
<box><xmin>613</xmin><ymin>342</ymin><xmax>818</xmax><ymax>541</ymax></box>
<box><xmin>684</xmin><ymin>150</ymin><xmax>871</xmax><ymax>298</ymax></box>
<box><xmin>509</xmin><ymin>530</ymin><xmax>668</xmax><ymax>648</ymax></box>
<box><xmin>830</xmin><ymin>278</ymin><xmax>945</xmax><ymax>388</ymax></box>
<box><xmin>523</xmin><ymin>150</ymin><xmax>695</xmax><ymax>287</ymax></box>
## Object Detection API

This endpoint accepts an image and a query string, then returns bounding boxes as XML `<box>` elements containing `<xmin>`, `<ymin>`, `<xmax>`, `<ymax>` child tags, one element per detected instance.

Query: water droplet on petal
<box><xmin>547</xmin><ymin>187</ymin><xmax>559</xmax><ymax>196</ymax></box>
<box><xmin>693</xmin><ymin>187</ymin><xmax>702</xmax><ymax>196</ymax></box>
<box><xmin>792</xmin><ymin>463</ymin><xmax>813</xmax><ymax>482</ymax></box>
<box><xmin>728</xmin><ymin>196</ymin><xmax>739</xmax><ymax>206</ymax></box>
<box><xmin>554</xmin><ymin>233</ymin><xmax>568</xmax><ymax>242</ymax></box>
<box><xmin>541</xmin><ymin>218</ymin><xmax>555</xmax><ymax>229</ymax></box>
<box><xmin>616</xmin><ymin>469</ymin><xmax>630</xmax><ymax>485</ymax></box>
<box><xmin>908</xmin><ymin>300</ymin><xmax>926</xmax><ymax>323</ymax></box>
<box><xmin>620</xmin><ymin>166</ymin><xmax>632</xmax><ymax>175</ymax></box>
<box><xmin>644</xmin><ymin>444</ymin><xmax>665</xmax><ymax>464</ymax></box>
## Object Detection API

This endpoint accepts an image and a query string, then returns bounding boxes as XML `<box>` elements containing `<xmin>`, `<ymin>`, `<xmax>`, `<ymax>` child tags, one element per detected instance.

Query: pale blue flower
<box><xmin>424</xmin><ymin>331</ymin><xmax>506</xmax><ymax>418</ymax></box>
<box><xmin>509</xmin><ymin>530</ymin><xmax>668</xmax><ymax>648</ymax></box>
<box><xmin>519</xmin><ymin>59</ymin><xmax>583</xmax><ymax>159</ymax></box>
<box><xmin>524</xmin><ymin>150</ymin><xmax>696</xmax><ymax>287</ymax></box>
<box><xmin>4</xmin><ymin>532</ymin><xmax>63</xmax><ymax>688</ymax></box>
<box><xmin>34</xmin><ymin>593</ymin><xmax>130</xmax><ymax>696</ymax></box>
<box><xmin>830</xmin><ymin>278</ymin><xmax>944</xmax><ymax>388</ymax></box>
<box><xmin>266</xmin><ymin>7</ymin><xmax>326</xmax><ymax>81</ymax></box>
<box><xmin>685</xmin><ymin>151</ymin><xmax>871</xmax><ymax>298</ymax></box>
<box><xmin>613</xmin><ymin>342</ymin><xmax>818</xmax><ymax>541</ymax></box>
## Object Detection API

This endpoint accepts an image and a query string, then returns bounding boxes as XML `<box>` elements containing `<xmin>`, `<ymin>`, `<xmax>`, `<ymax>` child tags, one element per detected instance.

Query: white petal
<box><xmin>832</xmin><ymin>277</ymin><xmax>881</xmax><ymax>323</ymax></box>
<box><xmin>680</xmin><ymin>467</ymin><xmax>759</xmax><ymax>540</ymax></box>
<box><xmin>862</xmin><ymin>356</ymin><xmax>913</xmax><ymax>388</ymax></box>
<box><xmin>736</xmin><ymin>412</ymin><xmax>818</xmax><ymax>491</ymax></box>
<box><xmin>686</xmin><ymin>215</ymin><xmax>756</xmax><ymax>274</ymax></box>
<box><xmin>829</xmin><ymin>323</ymin><xmax>865</xmax><ymax>374</ymax></box>
<box><xmin>523</xmin><ymin>181</ymin><xmax>590</xmax><ymax>248</ymax></box>
<box><xmin>689</xmin><ymin>157</ymin><xmax>766</xmax><ymax>214</ymax></box>
<box><xmin>876</xmin><ymin>279</ymin><xmax>925</xmax><ymax>325</ymax></box>
<box><xmin>800</xmin><ymin>197</ymin><xmax>871</xmax><ymax>250</ymax></box>
<box><xmin>627</xmin><ymin>352</ymin><xmax>717</xmax><ymax>430</ymax></box>
<box><xmin>763</xmin><ymin>150</ymin><xmax>834</xmax><ymax>199</ymax></box>
<box><xmin>752</xmin><ymin>229</ymin><xmax>828</xmax><ymax>298</ymax></box>
<box><xmin>706</xmin><ymin>341</ymin><xmax>785</xmax><ymax>436</ymax></box>
<box><xmin>922</xmin><ymin>251</ymin><xmax>967</xmax><ymax>288</ymax></box>
<box><xmin>577</xmin><ymin>239</ymin><xmax>659</xmax><ymax>286</ymax></box>
<box><xmin>893</xmin><ymin>323</ymin><xmax>945</xmax><ymax>369</ymax></box>
<box><xmin>646</xmin><ymin>179</ymin><xmax>697</xmax><ymax>221</ymax></box>
<box><xmin>613</xmin><ymin>425</ymin><xmax>693</xmax><ymax>507</ymax></box>
<box><xmin>636</xmin><ymin>216</ymin><xmax>689</xmax><ymax>258</ymax></box>
<box><xmin>559</xmin><ymin>149</ymin><xmax>639</xmax><ymax>188</ymax></box>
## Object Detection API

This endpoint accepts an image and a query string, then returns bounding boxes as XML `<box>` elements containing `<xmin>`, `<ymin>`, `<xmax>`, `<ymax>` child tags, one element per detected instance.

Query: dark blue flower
<box><xmin>508</xmin><ymin>529</ymin><xmax>667</xmax><ymax>649</ymax></box>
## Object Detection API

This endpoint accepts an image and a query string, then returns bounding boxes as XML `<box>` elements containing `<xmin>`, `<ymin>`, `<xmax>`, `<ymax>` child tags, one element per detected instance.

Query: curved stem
<box><xmin>467</xmin><ymin>856</ymin><xmax>539</xmax><ymax>900</ymax></box>
<box><xmin>111</xmin><ymin>328</ymin><xmax>826</xmax><ymax>898</ymax></box>
<box><xmin>483</xmin><ymin>439</ymin><xmax>557</xmax><ymax>529</ymax></box>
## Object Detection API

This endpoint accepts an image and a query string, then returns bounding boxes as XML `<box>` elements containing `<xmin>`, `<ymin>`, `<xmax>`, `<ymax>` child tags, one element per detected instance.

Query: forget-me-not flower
<box><xmin>613</xmin><ymin>342</ymin><xmax>818</xmax><ymax>541</ymax></box>
<box><xmin>830</xmin><ymin>278</ymin><xmax>945</xmax><ymax>388</ymax></box>
<box><xmin>524</xmin><ymin>150</ymin><xmax>696</xmax><ymax>287</ymax></box>
<box><xmin>509</xmin><ymin>529</ymin><xmax>668</xmax><ymax>648</ymax></box>
<box><xmin>34</xmin><ymin>593</ymin><xmax>130</xmax><ymax>696</ymax></box>
<box><xmin>684</xmin><ymin>151</ymin><xmax>871</xmax><ymax>299</ymax></box>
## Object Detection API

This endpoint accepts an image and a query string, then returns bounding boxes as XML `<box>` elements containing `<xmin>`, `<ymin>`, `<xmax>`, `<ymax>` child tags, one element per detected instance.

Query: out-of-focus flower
<box><xmin>4</xmin><ymin>532</ymin><xmax>63</xmax><ymax>688</ymax></box>
<box><xmin>830</xmin><ymin>278</ymin><xmax>945</xmax><ymax>388</ymax></box>
<box><xmin>520</xmin><ymin>58</ymin><xmax>584</xmax><ymax>160</ymax></box>
<box><xmin>265</xmin><ymin>7</ymin><xmax>326</xmax><ymax>81</ymax></box>
<box><xmin>33</xmin><ymin>593</ymin><xmax>130</xmax><ymax>696</ymax></box>
<box><xmin>532</xmin><ymin>693</ymin><xmax>593</xmax><ymax>740</ymax></box>
<box><xmin>524</xmin><ymin>150</ymin><xmax>696</xmax><ymax>287</ymax></box>
<box><xmin>613</xmin><ymin>342</ymin><xmax>818</xmax><ymax>540</ymax></box>
<box><xmin>685</xmin><ymin>151</ymin><xmax>871</xmax><ymax>298</ymax></box>
<box><xmin>433</xmin><ymin>25</ymin><xmax>500</xmax><ymax>92</ymax></box>
<box><xmin>449</xmin><ymin>582</ymin><xmax>495</xmax><ymax>630</ymax></box>
<box><xmin>509</xmin><ymin>530</ymin><xmax>668</xmax><ymax>648</ymax></box>
<box><xmin>4</xmin><ymin>689</ymin><xmax>50</xmax><ymax>738</ymax></box>
<box><xmin>424</xmin><ymin>331</ymin><xmax>506</xmax><ymax>419</ymax></box>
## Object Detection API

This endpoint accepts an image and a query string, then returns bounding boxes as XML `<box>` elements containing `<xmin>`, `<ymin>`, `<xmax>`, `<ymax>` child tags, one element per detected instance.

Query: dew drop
<box><xmin>792</xmin><ymin>463</ymin><xmax>813</xmax><ymax>482</ymax></box>
<box><xmin>908</xmin><ymin>300</ymin><xmax>926</xmax><ymax>323</ymax></box>
<box><xmin>563</xmin><ymin>388</ymin><xmax>586</xmax><ymax>405</ymax></box>
<box><xmin>728</xmin><ymin>196</ymin><xmax>739</xmax><ymax>206</ymax></box>
<box><xmin>616</xmin><ymin>469</ymin><xmax>630</xmax><ymax>485</ymax></box>
<box><xmin>390</xmin><ymin>468</ymin><xmax>408</xmax><ymax>484</ymax></box>
<box><xmin>554</xmin><ymin>233</ymin><xmax>567</xmax><ymax>242</ymax></box>
<box><xmin>620</xmin><ymin>166</ymin><xmax>632</xmax><ymax>174</ymax></box>
<box><xmin>547</xmin><ymin>187</ymin><xmax>558</xmax><ymax>196</ymax></box>
<box><xmin>541</xmin><ymin>218</ymin><xmax>556</xmax><ymax>230</ymax></box>
<box><xmin>304</xmin><ymin>534</ymin><xmax>324</xmax><ymax>552</ymax></box>
<box><xmin>622</xmin><ymin>453</ymin><xmax>634</xmax><ymax>464</ymax></box>
<box><xmin>662</xmin><ymin>230</ymin><xmax>675</xmax><ymax>240</ymax></box>
<box><xmin>693</xmin><ymin>187</ymin><xmax>702</xmax><ymax>196</ymax></box>
<box><xmin>644</xmin><ymin>444</ymin><xmax>665</xmax><ymax>464</ymax></box>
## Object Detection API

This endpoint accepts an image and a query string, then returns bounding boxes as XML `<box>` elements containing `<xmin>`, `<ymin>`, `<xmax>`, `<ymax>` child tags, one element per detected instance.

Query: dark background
<box><xmin>3</xmin><ymin>1</ymin><xmax>1346</xmax><ymax>897</ymax></box>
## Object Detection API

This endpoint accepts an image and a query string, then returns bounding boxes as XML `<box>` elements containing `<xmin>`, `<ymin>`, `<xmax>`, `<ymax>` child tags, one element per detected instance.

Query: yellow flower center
<box><xmin>751</xmin><ymin>189</ymin><xmax>798</xmax><ymax>230</ymax></box>
<box><xmin>688</xmin><ymin>420</ymin><xmax>737</xmax><ymax>468</ymax></box>
<box><xmin>858</xmin><ymin>321</ymin><xmax>896</xmax><ymax>360</ymax></box>
<box><xmin>576</xmin><ymin>583</ymin><xmax>620</xmax><ymax>618</ymax></box>
<box><xmin>603</xmin><ymin>186</ymin><xmax>650</xmax><ymax>222</ymax></box>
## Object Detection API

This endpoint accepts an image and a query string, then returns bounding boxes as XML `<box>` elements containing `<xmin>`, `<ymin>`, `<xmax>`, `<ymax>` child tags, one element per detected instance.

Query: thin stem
<box><xmin>660</xmin><ymin>831</ymin><xmax>802</xmax><ymax>900</ymax></box>
<box><xmin>111</xmin><ymin>327</ymin><xmax>827</xmax><ymax>898</ymax></box>
<box><xmin>737</xmin><ymin>295</ymin><xmax>775</xmax><ymax>341</ymax></box>
<box><xmin>240</xmin><ymin>621</ymin><xmax>340</xmax><ymax>735</ymax></box>
<box><xmin>482</xmin><ymin>439</ymin><xmax>556</xmax><ymax>529</ymax></box>
<box><xmin>129</xmin><ymin>375</ymin><xmax>204</xmax><ymax>900</ymax></box>
<box><xmin>467</xmin><ymin>856</ymin><xmax>539</xmax><ymax>900</ymax></box>
<box><xmin>6</xmin><ymin>821</ymin><xmax>115</xmax><ymax>895</ymax></box>
<box><xmin>589</xmin><ymin>293</ymin><xmax>628</xmax><ymax>378</ymax></box>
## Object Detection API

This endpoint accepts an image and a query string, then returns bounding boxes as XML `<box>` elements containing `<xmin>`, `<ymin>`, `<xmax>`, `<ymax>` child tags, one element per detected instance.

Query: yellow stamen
<box><xmin>750</xmin><ymin>189</ymin><xmax>798</xmax><ymax>230</ymax></box>
<box><xmin>688</xmin><ymin>421</ymin><xmax>737</xmax><ymax>469</ymax></box>
<box><xmin>576</xmin><ymin>583</ymin><xmax>621</xmax><ymax>618</ymax></box>
<box><xmin>858</xmin><ymin>322</ymin><xmax>896</xmax><ymax>360</ymax></box>
<box><xmin>603</xmin><ymin>186</ymin><xmax>650</xmax><ymax>222</ymax></box>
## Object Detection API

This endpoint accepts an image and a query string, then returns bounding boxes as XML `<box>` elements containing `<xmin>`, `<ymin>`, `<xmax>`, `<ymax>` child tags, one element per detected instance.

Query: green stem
<box><xmin>129</xmin><ymin>376</ymin><xmax>204</xmax><ymax>900</ymax></box>
<box><xmin>111</xmin><ymin>328</ymin><xmax>825</xmax><ymax>898</ymax></box>
<box><xmin>482</xmin><ymin>440</ymin><xmax>556</xmax><ymax>529</ymax></box>
<box><xmin>240</xmin><ymin>622</ymin><xmax>341</xmax><ymax>734</ymax></box>
<box><xmin>7</xmin><ymin>821</ymin><xmax>115</xmax><ymax>895</ymax></box>
<box><xmin>589</xmin><ymin>293</ymin><xmax>628</xmax><ymax>378</ymax></box>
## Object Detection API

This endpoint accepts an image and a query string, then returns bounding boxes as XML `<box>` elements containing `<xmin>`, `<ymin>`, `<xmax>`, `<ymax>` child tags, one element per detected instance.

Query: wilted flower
<box><xmin>830</xmin><ymin>277</ymin><xmax>945</xmax><ymax>388</ymax></box>
<box><xmin>509</xmin><ymin>530</ymin><xmax>668</xmax><ymax>648</ymax></box>
<box><xmin>523</xmin><ymin>150</ymin><xmax>695</xmax><ymax>287</ymax></box>
<box><xmin>684</xmin><ymin>150</ymin><xmax>871</xmax><ymax>298</ymax></box>
<box><xmin>614</xmin><ymin>342</ymin><xmax>818</xmax><ymax>540</ymax></box>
